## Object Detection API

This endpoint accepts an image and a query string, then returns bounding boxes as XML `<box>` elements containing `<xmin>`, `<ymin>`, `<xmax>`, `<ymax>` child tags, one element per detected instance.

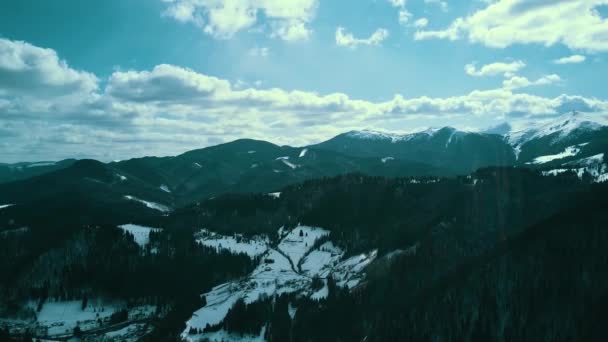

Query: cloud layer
<box><xmin>1</xmin><ymin>38</ymin><xmax>607</xmax><ymax>162</ymax></box>
<box><xmin>415</xmin><ymin>0</ymin><xmax>608</xmax><ymax>52</ymax></box>
<box><xmin>162</xmin><ymin>0</ymin><xmax>318</xmax><ymax>41</ymax></box>
<box><xmin>335</xmin><ymin>27</ymin><xmax>390</xmax><ymax>48</ymax></box>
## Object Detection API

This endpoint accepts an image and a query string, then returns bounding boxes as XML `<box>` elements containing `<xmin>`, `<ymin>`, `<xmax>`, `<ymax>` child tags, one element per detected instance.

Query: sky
<box><xmin>1</xmin><ymin>0</ymin><xmax>608</xmax><ymax>162</ymax></box>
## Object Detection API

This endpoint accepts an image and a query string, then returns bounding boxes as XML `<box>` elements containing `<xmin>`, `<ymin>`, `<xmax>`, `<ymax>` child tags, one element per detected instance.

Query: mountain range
<box><xmin>1</xmin><ymin>111</ymin><xmax>608</xmax><ymax>341</ymax></box>
<box><xmin>1</xmin><ymin>111</ymin><xmax>606</xmax><ymax>214</ymax></box>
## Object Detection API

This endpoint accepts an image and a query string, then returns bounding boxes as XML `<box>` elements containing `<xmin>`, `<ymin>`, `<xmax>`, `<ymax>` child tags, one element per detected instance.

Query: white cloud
<box><xmin>0</xmin><ymin>38</ymin><xmax>98</xmax><ymax>97</ymax></box>
<box><xmin>162</xmin><ymin>0</ymin><xmax>318</xmax><ymax>41</ymax></box>
<box><xmin>414</xmin><ymin>0</ymin><xmax>608</xmax><ymax>52</ymax></box>
<box><xmin>335</xmin><ymin>27</ymin><xmax>390</xmax><ymax>48</ymax></box>
<box><xmin>502</xmin><ymin>74</ymin><xmax>562</xmax><ymax>90</ymax></box>
<box><xmin>465</xmin><ymin>60</ymin><xmax>526</xmax><ymax>77</ymax></box>
<box><xmin>414</xmin><ymin>18</ymin><xmax>429</xmax><ymax>28</ymax></box>
<box><xmin>388</xmin><ymin>0</ymin><xmax>406</xmax><ymax>6</ymax></box>
<box><xmin>388</xmin><ymin>0</ymin><xmax>412</xmax><ymax>25</ymax></box>
<box><xmin>424</xmin><ymin>0</ymin><xmax>448</xmax><ymax>12</ymax></box>
<box><xmin>1</xmin><ymin>38</ymin><xmax>607</xmax><ymax>162</ymax></box>
<box><xmin>554</xmin><ymin>54</ymin><xmax>587</xmax><ymax>64</ymax></box>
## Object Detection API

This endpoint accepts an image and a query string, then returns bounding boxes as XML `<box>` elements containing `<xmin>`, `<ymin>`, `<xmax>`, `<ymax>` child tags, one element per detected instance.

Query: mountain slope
<box><xmin>0</xmin><ymin>159</ymin><xmax>77</xmax><ymax>184</ymax></box>
<box><xmin>0</xmin><ymin>160</ymin><xmax>172</xmax><ymax>228</ymax></box>
<box><xmin>110</xmin><ymin>139</ymin><xmax>447</xmax><ymax>205</ymax></box>
<box><xmin>313</xmin><ymin>128</ymin><xmax>517</xmax><ymax>174</ymax></box>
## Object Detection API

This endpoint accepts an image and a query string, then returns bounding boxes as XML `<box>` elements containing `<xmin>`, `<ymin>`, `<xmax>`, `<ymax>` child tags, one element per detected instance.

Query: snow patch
<box><xmin>268</xmin><ymin>192</ymin><xmax>281</xmax><ymax>199</ymax></box>
<box><xmin>530</xmin><ymin>145</ymin><xmax>583</xmax><ymax>164</ymax></box>
<box><xmin>119</xmin><ymin>224</ymin><xmax>162</xmax><ymax>247</ymax></box>
<box><xmin>381</xmin><ymin>157</ymin><xmax>395</xmax><ymax>163</ymax></box>
<box><xmin>183</xmin><ymin>226</ymin><xmax>376</xmax><ymax>338</ymax></box>
<box><xmin>195</xmin><ymin>229</ymin><xmax>269</xmax><ymax>258</ymax></box>
<box><xmin>0</xmin><ymin>204</ymin><xmax>14</xmax><ymax>210</ymax></box>
<box><xmin>186</xmin><ymin>326</ymin><xmax>266</xmax><ymax>342</ymax></box>
<box><xmin>124</xmin><ymin>195</ymin><xmax>170</xmax><ymax>212</ymax></box>
<box><xmin>299</xmin><ymin>149</ymin><xmax>308</xmax><ymax>158</ymax></box>
<box><xmin>160</xmin><ymin>184</ymin><xmax>171</xmax><ymax>193</ymax></box>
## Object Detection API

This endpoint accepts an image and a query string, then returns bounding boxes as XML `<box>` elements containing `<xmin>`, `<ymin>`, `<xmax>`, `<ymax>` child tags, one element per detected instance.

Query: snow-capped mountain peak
<box><xmin>507</xmin><ymin>111</ymin><xmax>607</xmax><ymax>146</ymax></box>
<box><xmin>344</xmin><ymin>129</ymin><xmax>409</xmax><ymax>142</ymax></box>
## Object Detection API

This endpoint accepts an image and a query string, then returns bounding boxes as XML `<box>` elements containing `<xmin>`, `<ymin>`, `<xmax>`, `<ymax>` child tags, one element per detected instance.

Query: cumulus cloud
<box><xmin>554</xmin><ymin>54</ymin><xmax>587</xmax><ymax>64</ymax></box>
<box><xmin>1</xmin><ymin>38</ymin><xmax>607</xmax><ymax>162</ymax></box>
<box><xmin>162</xmin><ymin>0</ymin><xmax>317</xmax><ymax>41</ymax></box>
<box><xmin>502</xmin><ymin>74</ymin><xmax>562</xmax><ymax>90</ymax></box>
<box><xmin>335</xmin><ymin>27</ymin><xmax>390</xmax><ymax>48</ymax></box>
<box><xmin>465</xmin><ymin>60</ymin><xmax>526</xmax><ymax>77</ymax></box>
<box><xmin>414</xmin><ymin>18</ymin><xmax>429</xmax><ymax>28</ymax></box>
<box><xmin>0</xmin><ymin>38</ymin><xmax>98</xmax><ymax>97</ymax></box>
<box><xmin>414</xmin><ymin>0</ymin><xmax>608</xmax><ymax>52</ymax></box>
<box><xmin>388</xmin><ymin>0</ymin><xmax>413</xmax><ymax>25</ymax></box>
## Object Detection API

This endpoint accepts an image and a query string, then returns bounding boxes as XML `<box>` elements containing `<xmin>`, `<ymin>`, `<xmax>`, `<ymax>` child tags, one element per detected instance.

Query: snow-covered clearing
<box><xmin>124</xmin><ymin>195</ymin><xmax>170</xmax><ymax>212</ymax></box>
<box><xmin>24</xmin><ymin>300</ymin><xmax>155</xmax><ymax>336</ymax></box>
<box><xmin>118</xmin><ymin>224</ymin><xmax>162</xmax><ymax>247</ymax></box>
<box><xmin>530</xmin><ymin>145</ymin><xmax>584</xmax><ymax>164</ymax></box>
<box><xmin>183</xmin><ymin>226</ymin><xmax>377</xmax><ymax>341</ymax></box>
<box><xmin>196</xmin><ymin>229</ymin><xmax>269</xmax><ymax>258</ymax></box>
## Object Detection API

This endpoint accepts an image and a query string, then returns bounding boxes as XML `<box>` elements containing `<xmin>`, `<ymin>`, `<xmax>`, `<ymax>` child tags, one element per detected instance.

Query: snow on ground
<box><xmin>300</xmin><ymin>241</ymin><xmax>342</xmax><ymax>277</ymax></box>
<box><xmin>160</xmin><ymin>184</ymin><xmax>171</xmax><ymax>193</ymax></box>
<box><xmin>282</xmin><ymin>160</ymin><xmax>298</xmax><ymax>169</ymax></box>
<box><xmin>248</xmin><ymin>151</ymin><xmax>256</xmax><ymax>154</ymax></box>
<box><xmin>116</xmin><ymin>174</ymin><xmax>128</xmax><ymax>181</ymax></box>
<box><xmin>189</xmin><ymin>326</ymin><xmax>266</xmax><ymax>342</ymax></box>
<box><xmin>310</xmin><ymin>281</ymin><xmax>329</xmax><ymax>301</ymax></box>
<box><xmin>119</xmin><ymin>224</ymin><xmax>162</xmax><ymax>247</ymax></box>
<box><xmin>183</xmin><ymin>226</ymin><xmax>376</xmax><ymax>341</ymax></box>
<box><xmin>24</xmin><ymin>301</ymin><xmax>156</xmax><ymax>337</ymax></box>
<box><xmin>193</xmin><ymin>162</ymin><xmax>202</xmax><ymax>168</ymax></box>
<box><xmin>530</xmin><ymin>145</ymin><xmax>584</xmax><ymax>164</ymax></box>
<box><xmin>299</xmin><ymin>149</ymin><xmax>308</xmax><ymax>158</ymax></box>
<box><xmin>0</xmin><ymin>204</ymin><xmax>14</xmax><ymax>210</ymax></box>
<box><xmin>268</xmin><ymin>192</ymin><xmax>281</xmax><ymax>199</ymax></box>
<box><xmin>33</xmin><ymin>300</ymin><xmax>118</xmax><ymax>336</ymax></box>
<box><xmin>196</xmin><ymin>229</ymin><xmax>269</xmax><ymax>258</ymax></box>
<box><xmin>381</xmin><ymin>157</ymin><xmax>395</xmax><ymax>163</ymax></box>
<box><xmin>124</xmin><ymin>195</ymin><xmax>170</xmax><ymax>212</ymax></box>
<box><xmin>542</xmin><ymin>154</ymin><xmax>607</xmax><ymax>183</ymax></box>
<box><xmin>332</xmin><ymin>250</ymin><xmax>378</xmax><ymax>288</ymax></box>
<box><xmin>278</xmin><ymin>226</ymin><xmax>330</xmax><ymax>267</ymax></box>
<box><xmin>507</xmin><ymin>112</ymin><xmax>606</xmax><ymax>146</ymax></box>
<box><xmin>288</xmin><ymin>303</ymin><xmax>297</xmax><ymax>319</ymax></box>
<box><xmin>104</xmin><ymin>323</ymin><xmax>149</xmax><ymax>341</ymax></box>
<box><xmin>566</xmin><ymin>153</ymin><xmax>605</xmax><ymax>167</ymax></box>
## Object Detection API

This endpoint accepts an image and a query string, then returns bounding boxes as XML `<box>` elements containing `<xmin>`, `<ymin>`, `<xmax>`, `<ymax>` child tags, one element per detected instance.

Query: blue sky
<box><xmin>1</xmin><ymin>0</ymin><xmax>608</xmax><ymax>162</ymax></box>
